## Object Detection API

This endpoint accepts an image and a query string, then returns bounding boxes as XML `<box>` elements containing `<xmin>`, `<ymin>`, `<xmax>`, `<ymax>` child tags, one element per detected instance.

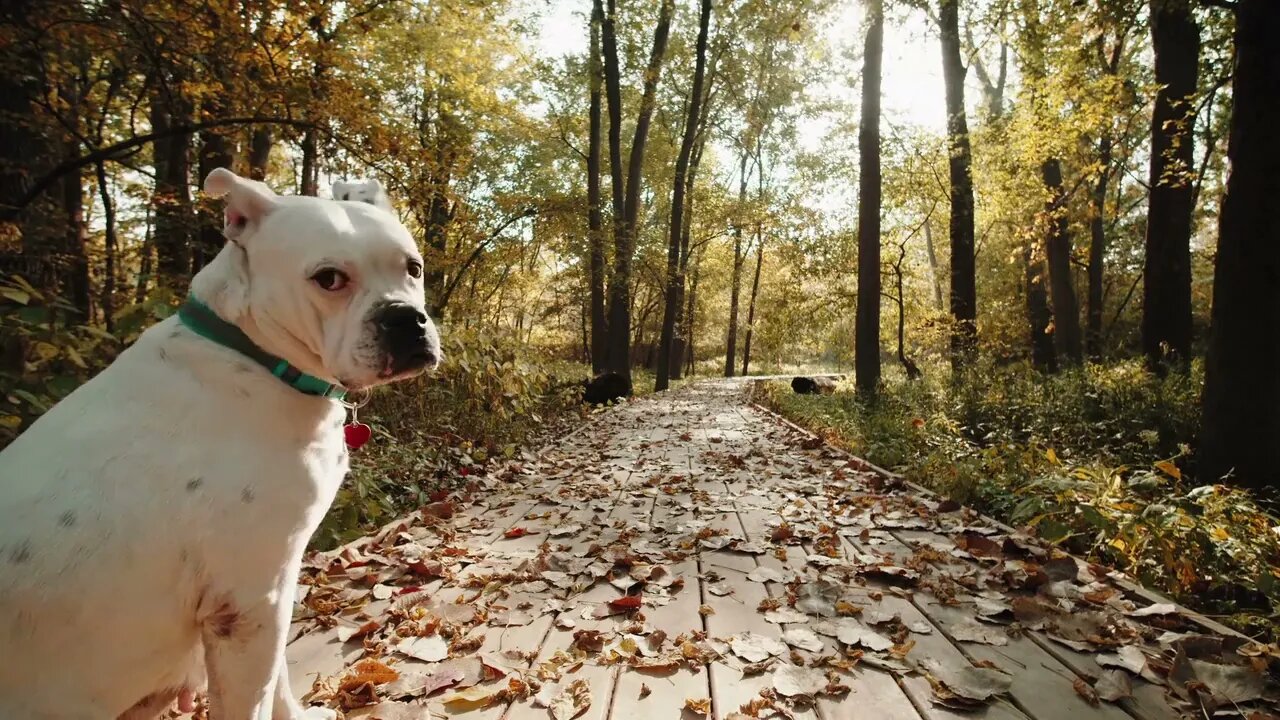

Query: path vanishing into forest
<box><xmin>276</xmin><ymin>380</ymin><xmax>1277</xmax><ymax>720</ymax></box>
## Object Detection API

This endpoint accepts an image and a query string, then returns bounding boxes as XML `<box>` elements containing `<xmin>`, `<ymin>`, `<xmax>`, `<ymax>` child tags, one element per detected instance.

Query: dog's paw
<box><xmin>298</xmin><ymin>708</ymin><xmax>337</xmax><ymax>720</ymax></box>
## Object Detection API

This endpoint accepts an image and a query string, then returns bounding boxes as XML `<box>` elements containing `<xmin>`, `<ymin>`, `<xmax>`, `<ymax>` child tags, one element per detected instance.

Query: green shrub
<box><xmin>0</xmin><ymin>275</ymin><xmax>124</xmax><ymax>446</ymax></box>
<box><xmin>314</xmin><ymin>328</ymin><xmax>589</xmax><ymax>548</ymax></box>
<box><xmin>756</xmin><ymin>359</ymin><xmax>1280</xmax><ymax>639</ymax></box>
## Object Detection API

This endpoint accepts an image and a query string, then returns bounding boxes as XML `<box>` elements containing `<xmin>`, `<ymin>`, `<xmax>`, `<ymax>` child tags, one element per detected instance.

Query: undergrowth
<box><xmin>755</xmin><ymin>359</ymin><xmax>1280</xmax><ymax>640</ymax></box>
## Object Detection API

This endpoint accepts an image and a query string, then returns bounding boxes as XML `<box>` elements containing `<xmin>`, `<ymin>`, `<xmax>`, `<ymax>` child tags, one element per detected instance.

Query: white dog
<box><xmin>0</xmin><ymin>168</ymin><xmax>439</xmax><ymax>719</ymax></box>
<box><xmin>331</xmin><ymin>178</ymin><xmax>393</xmax><ymax>212</ymax></box>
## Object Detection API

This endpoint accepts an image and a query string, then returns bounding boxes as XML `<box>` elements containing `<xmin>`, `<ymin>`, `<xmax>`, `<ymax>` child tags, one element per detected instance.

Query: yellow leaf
<box><xmin>1154</xmin><ymin>460</ymin><xmax>1181</xmax><ymax>480</ymax></box>
<box><xmin>33</xmin><ymin>342</ymin><xmax>59</xmax><ymax>362</ymax></box>
<box><xmin>0</xmin><ymin>415</ymin><xmax>21</xmax><ymax>430</ymax></box>
<box><xmin>442</xmin><ymin>683</ymin><xmax>503</xmax><ymax>710</ymax></box>
<box><xmin>1045</xmin><ymin>448</ymin><xmax>1059</xmax><ymax>465</ymax></box>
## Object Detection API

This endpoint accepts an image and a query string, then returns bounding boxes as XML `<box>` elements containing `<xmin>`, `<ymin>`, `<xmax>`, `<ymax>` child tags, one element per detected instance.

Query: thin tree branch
<box><xmin>3</xmin><ymin>116</ymin><xmax>316</xmax><ymax>220</ymax></box>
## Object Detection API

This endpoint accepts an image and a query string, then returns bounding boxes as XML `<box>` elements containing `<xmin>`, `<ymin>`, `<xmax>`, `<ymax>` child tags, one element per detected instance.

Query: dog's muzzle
<box><xmin>376</xmin><ymin>302</ymin><xmax>440</xmax><ymax>377</ymax></box>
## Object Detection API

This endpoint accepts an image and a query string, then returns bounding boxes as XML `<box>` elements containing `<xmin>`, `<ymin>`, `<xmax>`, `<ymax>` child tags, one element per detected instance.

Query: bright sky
<box><xmin>532</xmin><ymin>0</ymin><xmax>952</xmax><ymax>135</ymax></box>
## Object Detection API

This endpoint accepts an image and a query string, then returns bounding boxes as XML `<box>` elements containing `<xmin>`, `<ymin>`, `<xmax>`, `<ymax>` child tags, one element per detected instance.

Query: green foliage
<box><xmin>313</xmin><ymin>328</ymin><xmax>589</xmax><ymax>549</ymax></box>
<box><xmin>757</xmin><ymin>360</ymin><xmax>1280</xmax><ymax>638</ymax></box>
<box><xmin>0</xmin><ymin>275</ymin><xmax>120</xmax><ymax>445</ymax></box>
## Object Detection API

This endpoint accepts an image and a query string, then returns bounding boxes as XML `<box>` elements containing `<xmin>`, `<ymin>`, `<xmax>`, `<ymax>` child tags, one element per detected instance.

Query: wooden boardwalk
<box><xmin>283</xmin><ymin>380</ymin><xmax>1276</xmax><ymax>720</ymax></box>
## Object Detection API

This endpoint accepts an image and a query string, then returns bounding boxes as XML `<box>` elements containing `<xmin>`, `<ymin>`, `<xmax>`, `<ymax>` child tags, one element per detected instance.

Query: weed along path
<box><xmin>282</xmin><ymin>380</ymin><xmax>1277</xmax><ymax>720</ymax></box>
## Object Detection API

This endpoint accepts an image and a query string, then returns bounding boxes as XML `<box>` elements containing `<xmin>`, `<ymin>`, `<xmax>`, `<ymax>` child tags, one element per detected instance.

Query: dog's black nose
<box><xmin>377</xmin><ymin>302</ymin><xmax>440</xmax><ymax>376</ymax></box>
<box><xmin>378</xmin><ymin>302</ymin><xmax>428</xmax><ymax>334</ymax></box>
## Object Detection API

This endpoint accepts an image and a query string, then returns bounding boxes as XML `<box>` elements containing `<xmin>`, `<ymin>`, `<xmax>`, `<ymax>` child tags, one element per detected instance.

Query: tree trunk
<box><xmin>1199</xmin><ymin>0</ymin><xmax>1280</xmax><ymax>491</ymax></box>
<box><xmin>685</xmin><ymin>251</ymin><xmax>702</xmax><ymax>377</ymax></box>
<box><xmin>1041</xmin><ymin>158</ymin><xmax>1083</xmax><ymax>365</ymax></box>
<box><xmin>741</xmin><ymin>240</ymin><xmax>765</xmax><ymax>376</ymax></box>
<box><xmin>150</xmin><ymin>82</ymin><xmax>194</xmax><ymax>293</ymax></box>
<box><xmin>58</xmin><ymin>78</ymin><xmax>90</xmax><ymax>321</ymax></box>
<box><xmin>195</xmin><ymin>91</ymin><xmax>234</xmax><ymax>273</ymax></box>
<box><xmin>657</xmin><ymin>0</ymin><xmax>711</xmax><ymax>391</ymax></box>
<box><xmin>587</xmin><ymin>4</ymin><xmax>608</xmax><ymax>375</ymax></box>
<box><xmin>300</xmin><ymin>127</ymin><xmax>319</xmax><ymax>196</ymax></box>
<box><xmin>922</xmin><ymin>215</ymin><xmax>944</xmax><ymax>310</ymax></box>
<box><xmin>1024</xmin><ymin>238</ymin><xmax>1058</xmax><ymax>372</ymax></box>
<box><xmin>597</xmin><ymin>0</ymin><xmax>626</xmax><ymax>265</ymax></box>
<box><xmin>1142</xmin><ymin>0</ymin><xmax>1199</xmax><ymax>373</ymax></box>
<box><xmin>136</xmin><ymin>204</ymin><xmax>153</xmax><ymax>304</ymax></box>
<box><xmin>0</xmin><ymin>0</ymin><xmax>58</xmax><ymax>283</ymax></box>
<box><xmin>1087</xmin><ymin>136</ymin><xmax>1112</xmax><ymax>360</ymax></box>
<box><xmin>855</xmin><ymin>0</ymin><xmax>884</xmax><ymax>395</ymax></box>
<box><xmin>95</xmin><ymin>160</ymin><xmax>117</xmax><ymax>332</ymax></box>
<box><xmin>604</xmin><ymin>0</ymin><xmax>675</xmax><ymax>382</ymax></box>
<box><xmin>939</xmin><ymin>0</ymin><xmax>978</xmax><ymax>370</ymax></box>
<box><xmin>248</xmin><ymin>127</ymin><xmax>272</xmax><ymax>180</ymax></box>
<box><xmin>672</xmin><ymin>133</ymin><xmax>709</xmax><ymax>381</ymax></box>
<box><xmin>723</xmin><ymin>151</ymin><xmax>750</xmax><ymax>377</ymax></box>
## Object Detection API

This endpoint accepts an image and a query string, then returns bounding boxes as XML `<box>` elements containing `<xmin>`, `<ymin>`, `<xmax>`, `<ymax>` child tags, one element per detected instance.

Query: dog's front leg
<box><xmin>272</xmin><ymin>661</ymin><xmax>336</xmax><ymax>720</ymax></box>
<box><xmin>201</xmin><ymin>591</ymin><xmax>289</xmax><ymax>720</ymax></box>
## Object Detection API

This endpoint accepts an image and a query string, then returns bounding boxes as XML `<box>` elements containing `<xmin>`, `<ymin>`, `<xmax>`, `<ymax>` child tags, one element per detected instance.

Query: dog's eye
<box><xmin>407</xmin><ymin>260</ymin><xmax>423</xmax><ymax>279</ymax></box>
<box><xmin>312</xmin><ymin>268</ymin><xmax>350</xmax><ymax>291</ymax></box>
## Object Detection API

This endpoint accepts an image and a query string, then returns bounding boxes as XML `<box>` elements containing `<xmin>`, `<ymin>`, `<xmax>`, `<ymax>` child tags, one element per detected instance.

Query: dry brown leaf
<box><xmin>1073</xmin><ymin>677</ymin><xmax>1099</xmax><ymax>706</ymax></box>
<box><xmin>683</xmin><ymin>697</ymin><xmax>712</xmax><ymax>717</ymax></box>
<box><xmin>339</xmin><ymin>659</ymin><xmax>399</xmax><ymax>693</ymax></box>
<box><xmin>549</xmin><ymin>678</ymin><xmax>592</xmax><ymax>720</ymax></box>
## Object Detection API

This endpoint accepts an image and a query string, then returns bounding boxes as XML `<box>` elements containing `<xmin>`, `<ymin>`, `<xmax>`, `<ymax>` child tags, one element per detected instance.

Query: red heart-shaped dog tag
<box><xmin>344</xmin><ymin>421</ymin><xmax>372</xmax><ymax>450</ymax></box>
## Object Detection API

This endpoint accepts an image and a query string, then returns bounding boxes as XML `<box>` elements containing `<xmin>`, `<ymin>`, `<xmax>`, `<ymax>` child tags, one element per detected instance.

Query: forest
<box><xmin>1</xmin><ymin>0</ymin><xmax>1277</xmax><ymax>638</ymax></box>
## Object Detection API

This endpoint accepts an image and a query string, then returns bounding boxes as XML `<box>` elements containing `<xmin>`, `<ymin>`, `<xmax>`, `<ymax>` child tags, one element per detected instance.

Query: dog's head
<box><xmin>331</xmin><ymin>178</ymin><xmax>393</xmax><ymax>212</ymax></box>
<box><xmin>193</xmin><ymin>168</ymin><xmax>440</xmax><ymax>391</ymax></box>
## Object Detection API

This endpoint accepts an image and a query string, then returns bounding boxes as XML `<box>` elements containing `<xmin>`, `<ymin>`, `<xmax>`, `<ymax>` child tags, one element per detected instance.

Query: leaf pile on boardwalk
<box><xmin>280</xmin><ymin>389</ymin><xmax>1277</xmax><ymax>720</ymax></box>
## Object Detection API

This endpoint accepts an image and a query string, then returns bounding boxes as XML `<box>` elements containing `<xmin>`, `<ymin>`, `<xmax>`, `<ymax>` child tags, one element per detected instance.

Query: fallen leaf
<box><xmin>549</xmin><ymin>678</ymin><xmax>591</xmax><ymax>720</ymax></box>
<box><xmin>921</xmin><ymin>658</ymin><xmax>1012</xmax><ymax>706</ymax></box>
<box><xmin>730</xmin><ymin>632</ymin><xmax>788</xmax><ymax>663</ymax></box>
<box><xmin>949</xmin><ymin>617</ymin><xmax>1009</xmax><ymax>646</ymax></box>
<box><xmin>772</xmin><ymin>664</ymin><xmax>827</xmax><ymax>697</ymax></box>
<box><xmin>441</xmin><ymin>683</ymin><xmax>505</xmax><ymax>710</ymax></box>
<box><xmin>782</xmin><ymin>627</ymin><xmax>825</xmax><ymax>652</ymax></box>
<box><xmin>339</xmin><ymin>659</ymin><xmax>400</xmax><ymax>692</ymax></box>
<box><xmin>764</xmin><ymin>607</ymin><xmax>809</xmax><ymax>624</ymax></box>
<box><xmin>608</xmin><ymin>595</ymin><xmax>643</xmax><ymax>611</ymax></box>
<box><xmin>683</xmin><ymin>697</ymin><xmax>712</xmax><ymax>717</ymax></box>
<box><xmin>1073</xmin><ymin>677</ymin><xmax>1099</xmax><ymax>706</ymax></box>
<box><xmin>399</xmin><ymin>635</ymin><xmax>449</xmax><ymax>663</ymax></box>
<box><xmin>1094</xmin><ymin>669</ymin><xmax>1132</xmax><ymax>702</ymax></box>
<box><xmin>1127</xmin><ymin>603</ymin><xmax>1178</xmax><ymax>618</ymax></box>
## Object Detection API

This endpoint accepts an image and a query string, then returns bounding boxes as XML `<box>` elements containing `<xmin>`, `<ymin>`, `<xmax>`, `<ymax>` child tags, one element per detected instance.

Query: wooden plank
<box><xmin>844</xmin><ymin>531</ymin><xmax>1132</xmax><ymax>720</ymax></box>
<box><xmin>887</xmin><ymin>528</ymin><xmax>1184</xmax><ymax>720</ymax></box>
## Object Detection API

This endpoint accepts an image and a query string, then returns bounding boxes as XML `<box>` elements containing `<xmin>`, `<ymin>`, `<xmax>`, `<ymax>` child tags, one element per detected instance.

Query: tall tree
<box><xmin>1041</xmin><ymin>158</ymin><xmax>1083</xmax><ymax>365</ymax></box>
<box><xmin>855</xmin><ymin>0</ymin><xmax>884</xmax><ymax>394</ymax></box>
<box><xmin>1142</xmin><ymin>0</ymin><xmax>1199</xmax><ymax>372</ymax></box>
<box><xmin>150</xmin><ymin>80</ymin><xmax>194</xmax><ymax>293</ymax></box>
<box><xmin>939</xmin><ymin>0</ymin><xmax>978</xmax><ymax>370</ymax></box>
<box><xmin>1024</xmin><ymin>236</ymin><xmax>1058</xmax><ymax>372</ymax></box>
<box><xmin>601</xmin><ymin>0</ymin><xmax>676</xmax><ymax>383</ymax></box>
<box><xmin>741</xmin><ymin>239</ymin><xmax>765</xmax><ymax>375</ymax></box>
<box><xmin>657</xmin><ymin>0</ymin><xmax>712</xmax><ymax>391</ymax></box>
<box><xmin>587</xmin><ymin>4</ymin><xmax>608</xmax><ymax>375</ymax></box>
<box><xmin>724</xmin><ymin>151</ymin><xmax>751</xmax><ymax>377</ymax></box>
<box><xmin>1200</xmin><ymin>0</ymin><xmax>1280</xmax><ymax>491</ymax></box>
<box><xmin>1086</xmin><ymin>22</ymin><xmax>1131</xmax><ymax>360</ymax></box>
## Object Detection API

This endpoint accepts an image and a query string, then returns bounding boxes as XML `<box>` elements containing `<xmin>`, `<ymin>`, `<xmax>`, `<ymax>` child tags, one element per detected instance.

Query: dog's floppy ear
<box><xmin>331</xmin><ymin>180</ymin><xmax>353</xmax><ymax>202</ymax></box>
<box><xmin>203</xmin><ymin>167</ymin><xmax>278</xmax><ymax>242</ymax></box>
